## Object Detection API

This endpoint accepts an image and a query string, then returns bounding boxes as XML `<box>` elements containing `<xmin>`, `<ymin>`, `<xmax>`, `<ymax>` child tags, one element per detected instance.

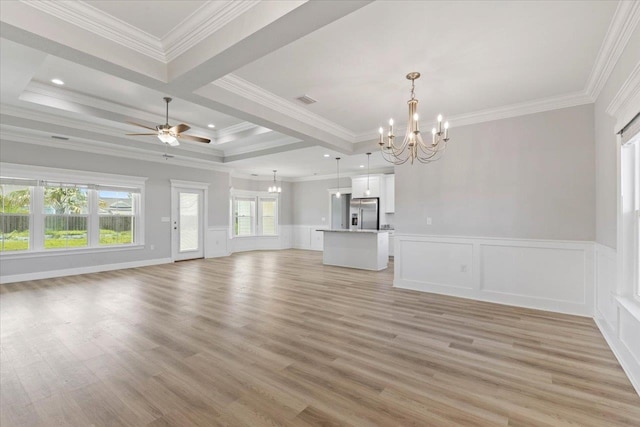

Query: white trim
<box><xmin>212</xmin><ymin>74</ymin><xmax>356</xmax><ymax>142</ymax></box>
<box><xmin>171</xmin><ymin>181</ymin><xmax>209</xmax><ymax>262</ymax></box>
<box><xmin>0</xmin><ymin>257</ymin><xmax>172</xmax><ymax>285</ymax></box>
<box><xmin>22</xmin><ymin>0</ymin><xmax>166</xmax><ymax>62</ymax></box>
<box><xmin>0</xmin><ymin>132</ymin><xmax>230</xmax><ymax>173</ymax></box>
<box><xmin>393</xmin><ymin>234</ymin><xmax>594</xmax><ymax>316</ymax></box>
<box><xmin>163</xmin><ymin>1</ymin><xmax>259</xmax><ymax>62</ymax></box>
<box><xmin>21</xmin><ymin>0</ymin><xmax>259</xmax><ymax>64</ymax></box>
<box><xmin>169</xmin><ymin>179</ymin><xmax>210</xmax><ymax>190</ymax></box>
<box><xmin>205</xmin><ymin>226</ymin><xmax>231</xmax><ymax>258</ymax></box>
<box><xmin>0</xmin><ymin>162</ymin><xmax>147</xmax><ymax>187</ymax></box>
<box><xmin>594</xmin><ymin>316</ymin><xmax>640</xmax><ymax>396</ymax></box>
<box><xmin>586</xmin><ymin>0</ymin><xmax>640</xmax><ymax>100</ymax></box>
<box><xmin>0</xmin><ymin>244</ymin><xmax>144</xmax><ymax>260</ymax></box>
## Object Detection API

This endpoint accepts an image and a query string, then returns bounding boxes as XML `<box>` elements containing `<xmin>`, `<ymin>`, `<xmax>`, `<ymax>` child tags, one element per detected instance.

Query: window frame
<box><xmin>230</xmin><ymin>189</ymin><xmax>279</xmax><ymax>238</ymax></box>
<box><xmin>0</xmin><ymin>163</ymin><xmax>147</xmax><ymax>258</ymax></box>
<box><xmin>259</xmin><ymin>196</ymin><xmax>278</xmax><ymax>236</ymax></box>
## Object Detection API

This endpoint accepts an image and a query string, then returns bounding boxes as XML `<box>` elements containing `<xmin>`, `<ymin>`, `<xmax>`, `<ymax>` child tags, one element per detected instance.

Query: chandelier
<box><xmin>268</xmin><ymin>170</ymin><xmax>281</xmax><ymax>193</ymax></box>
<box><xmin>378</xmin><ymin>72</ymin><xmax>450</xmax><ymax>165</ymax></box>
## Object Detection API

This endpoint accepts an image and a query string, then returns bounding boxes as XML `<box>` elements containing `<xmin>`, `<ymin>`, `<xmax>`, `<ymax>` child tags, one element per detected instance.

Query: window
<box><xmin>0</xmin><ymin>164</ymin><xmax>145</xmax><ymax>255</ymax></box>
<box><xmin>260</xmin><ymin>198</ymin><xmax>277</xmax><ymax>235</ymax></box>
<box><xmin>44</xmin><ymin>184</ymin><xmax>89</xmax><ymax>249</ymax></box>
<box><xmin>231</xmin><ymin>192</ymin><xmax>278</xmax><ymax>237</ymax></box>
<box><xmin>235</xmin><ymin>198</ymin><xmax>255</xmax><ymax>236</ymax></box>
<box><xmin>0</xmin><ymin>179</ymin><xmax>34</xmax><ymax>252</ymax></box>
<box><xmin>98</xmin><ymin>188</ymin><xmax>136</xmax><ymax>246</ymax></box>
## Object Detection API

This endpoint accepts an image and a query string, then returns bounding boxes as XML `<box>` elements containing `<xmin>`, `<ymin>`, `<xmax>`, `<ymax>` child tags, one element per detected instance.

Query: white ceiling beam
<box><xmin>167</xmin><ymin>1</ymin><xmax>372</xmax><ymax>92</ymax></box>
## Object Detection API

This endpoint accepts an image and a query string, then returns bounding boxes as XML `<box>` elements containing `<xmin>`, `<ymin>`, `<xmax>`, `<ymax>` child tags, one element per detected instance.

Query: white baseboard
<box><xmin>0</xmin><ymin>257</ymin><xmax>172</xmax><ymax>284</ymax></box>
<box><xmin>393</xmin><ymin>234</ymin><xmax>594</xmax><ymax>316</ymax></box>
<box><xmin>595</xmin><ymin>315</ymin><xmax>640</xmax><ymax>396</ymax></box>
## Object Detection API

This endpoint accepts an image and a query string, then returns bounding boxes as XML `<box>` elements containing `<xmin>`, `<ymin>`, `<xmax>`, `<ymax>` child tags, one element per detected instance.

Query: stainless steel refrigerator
<box><xmin>349</xmin><ymin>197</ymin><xmax>380</xmax><ymax>230</ymax></box>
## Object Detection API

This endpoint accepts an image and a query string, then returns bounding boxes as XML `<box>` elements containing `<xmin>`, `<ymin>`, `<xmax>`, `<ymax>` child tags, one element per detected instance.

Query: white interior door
<box><xmin>172</xmin><ymin>187</ymin><xmax>204</xmax><ymax>261</ymax></box>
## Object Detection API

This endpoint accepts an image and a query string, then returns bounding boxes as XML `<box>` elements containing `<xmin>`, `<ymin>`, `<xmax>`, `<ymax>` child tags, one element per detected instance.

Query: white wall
<box><xmin>593</xmin><ymin>22</ymin><xmax>640</xmax><ymax>395</ymax></box>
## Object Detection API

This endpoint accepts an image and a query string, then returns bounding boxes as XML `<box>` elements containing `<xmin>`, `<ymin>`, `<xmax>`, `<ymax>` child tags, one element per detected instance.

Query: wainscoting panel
<box><xmin>205</xmin><ymin>227</ymin><xmax>230</xmax><ymax>258</ymax></box>
<box><xmin>229</xmin><ymin>225</ymin><xmax>293</xmax><ymax>253</ymax></box>
<box><xmin>481</xmin><ymin>244</ymin><xmax>586</xmax><ymax>302</ymax></box>
<box><xmin>399</xmin><ymin>239</ymin><xmax>474</xmax><ymax>289</ymax></box>
<box><xmin>594</xmin><ymin>242</ymin><xmax>640</xmax><ymax>395</ymax></box>
<box><xmin>595</xmin><ymin>243</ymin><xmax>618</xmax><ymax>328</ymax></box>
<box><xmin>292</xmin><ymin>225</ymin><xmax>324</xmax><ymax>251</ymax></box>
<box><xmin>394</xmin><ymin>234</ymin><xmax>594</xmax><ymax>316</ymax></box>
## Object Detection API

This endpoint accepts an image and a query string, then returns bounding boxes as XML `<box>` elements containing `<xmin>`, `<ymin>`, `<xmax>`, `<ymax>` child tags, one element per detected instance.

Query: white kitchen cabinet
<box><xmin>351</xmin><ymin>176</ymin><xmax>381</xmax><ymax>198</ymax></box>
<box><xmin>384</xmin><ymin>174</ymin><xmax>395</xmax><ymax>213</ymax></box>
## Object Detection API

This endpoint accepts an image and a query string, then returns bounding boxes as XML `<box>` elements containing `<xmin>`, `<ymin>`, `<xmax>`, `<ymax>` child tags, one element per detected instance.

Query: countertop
<box><xmin>316</xmin><ymin>229</ymin><xmax>389</xmax><ymax>234</ymax></box>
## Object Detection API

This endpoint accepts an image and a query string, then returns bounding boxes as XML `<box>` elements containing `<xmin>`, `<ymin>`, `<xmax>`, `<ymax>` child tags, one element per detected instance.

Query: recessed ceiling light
<box><xmin>359</xmin><ymin>165</ymin><xmax>365</xmax><ymax>168</ymax></box>
<box><xmin>207</xmin><ymin>124</ymin><xmax>215</xmax><ymax>128</ymax></box>
<box><xmin>51</xmin><ymin>78</ymin><xmax>64</xmax><ymax>85</ymax></box>
<box><xmin>323</xmin><ymin>154</ymin><xmax>330</xmax><ymax>158</ymax></box>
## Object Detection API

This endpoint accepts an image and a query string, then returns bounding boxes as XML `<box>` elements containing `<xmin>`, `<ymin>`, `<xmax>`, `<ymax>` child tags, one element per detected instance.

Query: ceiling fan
<box><xmin>126</xmin><ymin>97</ymin><xmax>210</xmax><ymax>146</ymax></box>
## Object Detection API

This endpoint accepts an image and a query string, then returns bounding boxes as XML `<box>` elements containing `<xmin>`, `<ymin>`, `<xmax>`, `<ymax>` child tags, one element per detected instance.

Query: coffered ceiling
<box><xmin>0</xmin><ymin>0</ymin><xmax>638</xmax><ymax>179</ymax></box>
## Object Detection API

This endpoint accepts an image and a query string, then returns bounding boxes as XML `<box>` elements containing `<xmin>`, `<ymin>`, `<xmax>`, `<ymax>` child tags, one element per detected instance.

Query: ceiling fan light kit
<box><xmin>379</xmin><ymin>72</ymin><xmax>451</xmax><ymax>165</ymax></box>
<box><xmin>126</xmin><ymin>97</ymin><xmax>211</xmax><ymax>146</ymax></box>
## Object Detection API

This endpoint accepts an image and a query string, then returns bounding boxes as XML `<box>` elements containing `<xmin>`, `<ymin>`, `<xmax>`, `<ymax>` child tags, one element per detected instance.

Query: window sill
<box><xmin>616</xmin><ymin>296</ymin><xmax>640</xmax><ymax>323</ymax></box>
<box><xmin>0</xmin><ymin>244</ymin><xmax>145</xmax><ymax>260</ymax></box>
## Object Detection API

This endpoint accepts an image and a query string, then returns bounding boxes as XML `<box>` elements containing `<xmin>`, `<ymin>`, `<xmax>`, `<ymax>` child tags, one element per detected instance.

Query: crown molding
<box><xmin>22</xmin><ymin>82</ymin><xmax>216</xmax><ymax>143</ymax></box>
<box><xmin>162</xmin><ymin>1</ymin><xmax>259</xmax><ymax>62</ymax></box>
<box><xmin>0</xmin><ymin>129</ymin><xmax>232</xmax><ymax>173</ymax></box>
<box><xmin>606</xmin><ymin>61</ymin><xmax>640</xmax><ymax>117</ymax></box>
<box><xmin>1</xmin><ymin>103</ymin><xmax>224</xmax><ymax>157</ymax></box>
<box><xmin>221</xmin><ymin>136</ymin><xmax>301</xmax><ymax>157</ymax></box>
<box><xmin>212</xmin><ymin>74</ymin><xmax>357</xmax><ymax>142</ymax></box>
<box><xmin>22</xmin><ymin>0</ymin><xmax>166</xmax><ymax>62</ymax></box>
<box><xmin>215</xmin><ymin>121</ymin><xmax>261</xmax><ymax>138</ymax></box>
<box><xmin>21</xmin><ymin>0</ymin><xmax>259</xmax><ymax>64</ymax></box>
<box><xmin>289</xmin><ymin>167</ymin><xmax>394</xmax><ymax>183</ymax></box>
<box><xmin>585</xmin><ymin>0</ymin><xmax>640</xmax><ymax>101</ymax></box>
<box><xmin>230</xmin><ymin>171</ymin><xmax>295</xmax><ymax>182</ymax></box>
<box><xmin>354</xmin><ymin>91</ymin><xmax>593</xmax><ymax>142</ymax></box>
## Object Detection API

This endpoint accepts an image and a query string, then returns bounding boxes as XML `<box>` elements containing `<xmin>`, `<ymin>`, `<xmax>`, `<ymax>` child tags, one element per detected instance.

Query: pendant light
<box><xmin>335</xmin><ymin>157</ymin><xmax>341</xmax><ymax>199</ymax></box>
<box><xmin>268</xmin><ymin>170</ymin><xmax>282</xmax><ymax>193</ymax></box>
<box><xmin>364</xmin><ymin>152</ymin><xmax>372</xmax><ymax>196</ymax></box>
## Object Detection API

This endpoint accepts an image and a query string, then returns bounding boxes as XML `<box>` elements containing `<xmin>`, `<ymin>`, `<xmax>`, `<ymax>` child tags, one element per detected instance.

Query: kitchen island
<box><xmin>316</xmin><ymin>229</ymin><xmax>389</xmax><ymax>271</ymax></box>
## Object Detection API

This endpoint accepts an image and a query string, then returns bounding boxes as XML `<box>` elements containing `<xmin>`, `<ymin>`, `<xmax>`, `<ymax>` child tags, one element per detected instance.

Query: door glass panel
<box><xmin>179</xmin><ymin>192</ymin><xmax>199</xmax><ymax>252</ymax></box>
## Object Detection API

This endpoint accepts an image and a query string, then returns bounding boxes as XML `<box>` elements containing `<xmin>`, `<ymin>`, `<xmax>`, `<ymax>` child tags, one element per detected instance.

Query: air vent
<box><xmin>251</xmin><ymin>174</ymin><xmax>258</xmax><ymax>177</ymax></box>
<box><xmin>296</xmin><ymin>94</ymin><xmax>317</xmax><ymax>105</ymax></box>
<box><xmin>51</xmin><ymin>136</ymin><xmax>69</xmax><ymax>140</ymax></box>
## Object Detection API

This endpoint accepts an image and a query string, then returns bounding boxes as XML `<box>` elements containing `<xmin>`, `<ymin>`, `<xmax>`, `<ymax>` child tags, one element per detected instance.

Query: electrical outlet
<box><xmin>460</xmin><ymin>264</ymin><xmax>468</xmax><ymax>273</ymax></box>
<box><xmin>150</xmin><ymin>244</ymin><xmax>155</xmax><ymax>250</ymax></box>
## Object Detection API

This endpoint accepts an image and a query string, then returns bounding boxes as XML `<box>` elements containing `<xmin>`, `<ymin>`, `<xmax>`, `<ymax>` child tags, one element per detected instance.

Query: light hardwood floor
<box><xmin>1</xmin><ymin>249</ymin><xmax>639</xmax><ymax>426</ymax></box>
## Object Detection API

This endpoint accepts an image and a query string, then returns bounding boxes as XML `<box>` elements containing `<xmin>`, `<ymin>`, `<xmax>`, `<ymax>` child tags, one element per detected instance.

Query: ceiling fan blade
<box><xmin>126</xmin><ymin>121</ymin><xmax>157</xmax><ymax>131</ymax></box>
<box><xmin>126</xmin><ymin>133</ymin><xmax>158</xmax><ymax>136</ymax></box>
<box><xmin>179</xmin><ymin>134</ymin><xmax>210</xmax><ymax>144</ymax></box>
<box><xmin>171</xmin><ymin>123</ymin><xmax>190</xmax><ymax>134</ymax></box>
